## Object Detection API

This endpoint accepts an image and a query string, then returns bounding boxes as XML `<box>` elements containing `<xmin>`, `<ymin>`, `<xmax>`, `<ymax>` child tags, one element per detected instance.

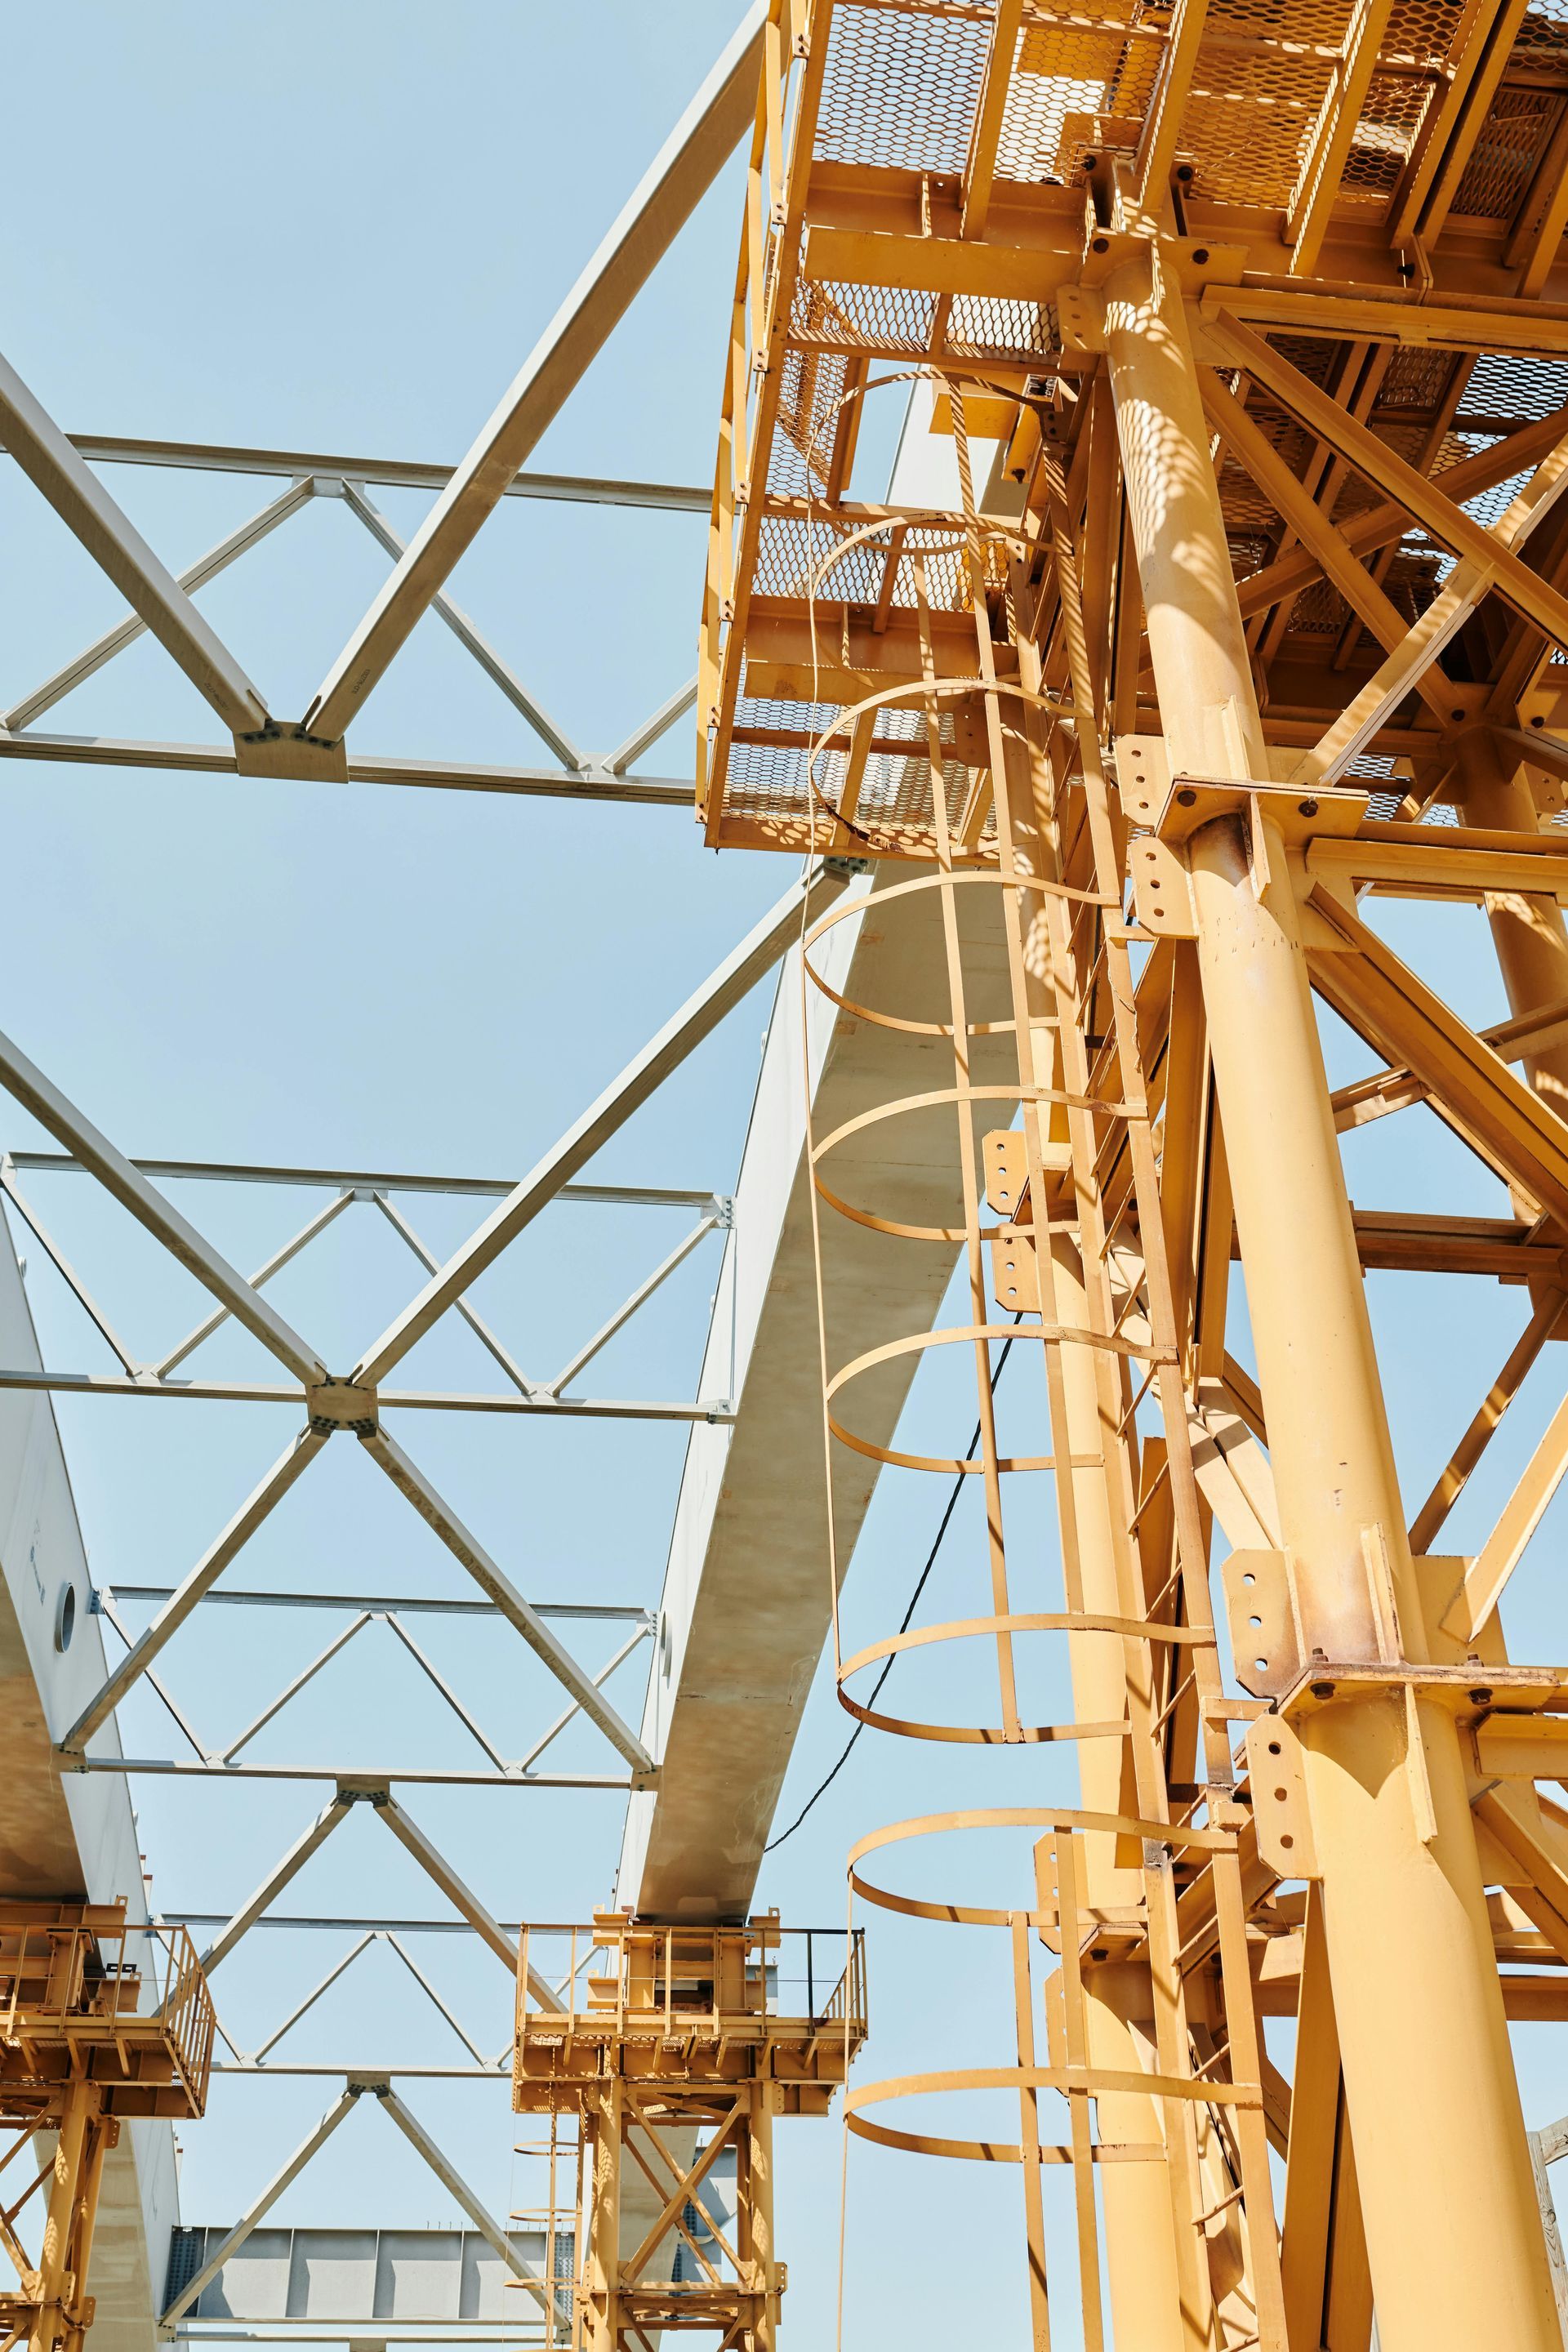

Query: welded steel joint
<box><xmin>305</xmin><ymin>1379</ymin><xmax>379</xmax><ymax>1438</ymax></box>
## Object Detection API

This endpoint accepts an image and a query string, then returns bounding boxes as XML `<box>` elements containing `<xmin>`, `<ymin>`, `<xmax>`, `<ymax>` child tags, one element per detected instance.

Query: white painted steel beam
<box><xmin>0</xmin><ymin>727</ymin><xmax>692</xmax><ymax>804</ymax></box>
<box><xmin>373</xmin><ymin>1791</ymin><xmax>564</xmax><ymax>2012</ymax></box>
<box><xmin>371</xmin><ymin>1192</ymin><xmax>544</xmax><ymax>1399</ymax></box>
<box><xmin>12</xmin><ymin>1151</ymin><xmax>721</xmax><ymax>1205</ymax></box>
<box><xmin>69</xmin><ymin>1757</ymin><xmax>630</xmax><ymax>1786</ymax></box>
<box><xmin>197</xmin><ymin>1791</ymin><xmax>359</xmax><ymax>1976</ymax></box>
<box><xmin>155</xmin><ymin>1189</ymin><xmax>356</xmax><ymax>1378</ymax></box>
<box><xmin>542</xmin><ymin>1214</ymin><xmax>722</xmax><ymax>1396</ymax></box>
<box><xmin>339</xmin><ymin>483</ymin><xmax>585</xmax><ymax>771</ymax></box>
<box><xmin>0</xmin><ymin>1027</ymin><xmax>328</xmax><ymax>1384</ymax></box>
<box><xmin>0</xmin><ymin>1367</ymin><xmax>733</xmax><ymax>1419</ymax></box>
<box><xmin>0</xmin><ymin>345</ymin><xmax>272</xmax><ymax>735</ymax></box>
<box><xmin>3</xmin><ymin>479</ymin><xmax>312</xmax><ymax>733</ymax></box>
<box><xmin>305</xmin><ymin>2</ymin><xmax>764</xmax><ymax>742</ymax></box>
<box><xmin>0</xmin><ymin>433</ymin><xmax>708</xmax><ymax>510</ymax></box>
<box><xmin>517</xmin><ymin>1625</ymin><xmax>652</xmax><ymax>1772</ymax></box>
<box><xmin>160</xmin><ymin>2091</ymin><xmax>365</xmax><ymax>2324</ymax></box>
<box><xmin>606</xmin><ymin>674</ymin><xmax>699</xmax><ymax>774</ymax></box>
<box><xmin>60</xmin><ymin>1428</ymin><xmax>328</xmax><ymax>1753</ymax></box>
<box><xmin>376</xmin><ymin>2092</ymin><xmax>550</xmax><ymax>2310</ymax></box>
<box><xmin>361</xmin><ymin>1428</ymin><xmax>655</xmax><ymax>1775</ymax></box>
<box><xmin>618</xmin><ymin>871</ymin><xmax>1013</xmax><ymax>1917</ymax></box>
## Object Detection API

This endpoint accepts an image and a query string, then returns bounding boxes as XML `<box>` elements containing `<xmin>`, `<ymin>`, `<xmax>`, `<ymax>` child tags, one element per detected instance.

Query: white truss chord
<box><xmin>339</xmin><ymin>483</ymin><xmax>585</xmax><ymax>770</ymax></box>
<box><xmin>360</xmin><ymin>1430</ymin><xmax>655</xmax><ymax>1776</ymax></box>
<box><xmin>304</xmin><ymin>2</ymin><xmax>764</xmax><ymax>744</ymax></box>
<box><xmin>0</xmin><ymin>1028</ymin><xmax>328</xmax><ymax>1384</ymax></box>
<box><xmin>353</xmin><ymin>862</ymin><xmax>849</xmax><ymax>1388</ymax></box>
<box><xmin>0</xmin><ymin>344</ymin><xmax>272</xmax><ymax>736</ymax></box>
<box><xmin>60</xmin><ymin>1428</ymin><xmax>329</xmax><ymax>1753</ymax></box>
<box><xmin>2</xmin><ymin>478</ymin><xmax>312</xmax><ymax>733</ymax></box>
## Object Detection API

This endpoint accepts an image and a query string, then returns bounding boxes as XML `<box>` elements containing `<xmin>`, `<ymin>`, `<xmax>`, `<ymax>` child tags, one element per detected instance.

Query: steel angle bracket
<box><xmin>1160</xmin><ymin>238</ymin><xmax>1250</xmax><ymax>297</ymax></box>
<box><xmin>1254</xmin><ymin>1661</ymin><xmax>1568</xmax><ymax>1875</ymax></box>
<box><xmin>1274</xmin><ymin>1659</ymin><xmax>1568</xmax><ymax>1721</ymax></box>
<box><xmin>1155</xmin><ymin>775</ymin><xmax>1370</xmax><ymax>849</ymax></box>
<box><xmin>1221</xmin><ymin>1548</ymin><xmax>1299</xmax><ymax>1699</ymax></box>
<box><xmin>1128</xmin><ymin>835</ymin><xmax>1197</xmax><ymax>938</ymax></box>
<box><xmin>1126</xmin><ymin>771</ymin><xmax>1370</xmax><ymax>940</ymax></box>
<box><xmin>1244</xmin><ymin>1715</ymin><xmax>1319</xmax><ymax>1880</ymax></box>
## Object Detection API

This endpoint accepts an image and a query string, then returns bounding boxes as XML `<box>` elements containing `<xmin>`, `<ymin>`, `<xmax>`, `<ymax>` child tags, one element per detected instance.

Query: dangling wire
<box><xmin>764</xmin><ymin>1312</ymin><xmax>1022</xmax><ymax>1852</ymax></box>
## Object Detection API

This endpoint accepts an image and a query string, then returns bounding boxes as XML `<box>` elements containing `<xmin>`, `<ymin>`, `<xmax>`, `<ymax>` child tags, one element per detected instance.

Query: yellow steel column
<box><xmin>1104</xmin><ymin>230</ymin><xmax>1561</xmax><ymax>2350</ymax></box>
<box><xmin>29</xmin><ymin>2081</ymin><xmax>98</xmax><ymax>2352</ymax></box>
<box><xmin>999</xmin><ymin>715</ymin><xmax>1196</xmax><ymax>2344</ymax></box>
<box><xmin>60</xmin><ymin>2109</ymin><xmax>112</xmax><ymax>2352</ymax></box>
<box><xmin>586</xmin><ymin>2085</ymin><xmax>621</xmax><ymax>2352</ymax></box>
<box><xmin>1454</xmin><ymin>729</ymin><xmax>1568</xmax><ymax>1116</ymax></box>
<box><xmin>1051</xmin><ymin>1236</ymin><xmax>1192</xmax><ymax>2350</ymax></box>
<box><xmin>747</xmin><ymin>2086</ymin><xmax>780</xmax><ymax>2352</ymax></box>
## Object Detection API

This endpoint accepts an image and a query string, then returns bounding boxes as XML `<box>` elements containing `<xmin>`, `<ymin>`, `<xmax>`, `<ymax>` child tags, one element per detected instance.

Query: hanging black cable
<box><xmin>764</xmin><ymin>1316</ymin><xmax>1021</xmax><ymax>1852</ymax></box>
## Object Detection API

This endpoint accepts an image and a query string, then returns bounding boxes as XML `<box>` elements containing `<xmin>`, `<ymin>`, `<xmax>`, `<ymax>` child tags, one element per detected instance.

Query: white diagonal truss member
<box><xmin>353</xmin><ymin>861</ymin><xmax>849</xmax><ymax>1388</ymax></box>
<box><xmin>0</xmin><ymin>343</ymin><xmax>272</xmax><ymax>736</ymax></box>
<box><xmin>60</xmin><ymin>1428</ymin><xmax>329</xmax><ymax>1753</ymax></box>
<box><xmin>303</xmin><ymin>1</ymin><xmax>764</xmax><ymax>746</ymax></box>
<box><xmin>0</xmin><ymin>1025</ymin><xmax>327</xmax><ymax>1384</ymax></box>
<box><xmin>361</xmin><ymin>1426</ymin><xmax>655</xmax><ymax>1774</ymax></box>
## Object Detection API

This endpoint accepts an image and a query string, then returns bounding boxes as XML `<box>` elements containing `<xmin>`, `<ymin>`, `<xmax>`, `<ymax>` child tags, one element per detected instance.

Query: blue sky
<box><xmin>7</xmin><ymin>6</ymin><xmax>1568</xmax><ymax>2345</ymax></box>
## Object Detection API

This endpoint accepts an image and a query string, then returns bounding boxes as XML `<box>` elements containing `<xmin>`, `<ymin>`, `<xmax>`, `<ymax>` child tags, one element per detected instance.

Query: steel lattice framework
<box><xmin>24</xmin><ymin>0</ymin><xmax>1568</xmax><ymax>2345</ymax></box>
<box><xmin>697</xmin><ymin>0</ymin><xmax>1568</xmax><ymax>2345</ymax></box>
<box><xmin>0</xmin><ymin>12</ymin><xmax>866</xmax><ymax>2352</ymax></box>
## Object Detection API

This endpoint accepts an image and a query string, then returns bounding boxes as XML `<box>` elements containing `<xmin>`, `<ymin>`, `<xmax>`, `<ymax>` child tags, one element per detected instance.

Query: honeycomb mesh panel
<box><xmin>815</xmin><ymin>4</ymin><xmax>991</xmax><ymax>172</ymax></box>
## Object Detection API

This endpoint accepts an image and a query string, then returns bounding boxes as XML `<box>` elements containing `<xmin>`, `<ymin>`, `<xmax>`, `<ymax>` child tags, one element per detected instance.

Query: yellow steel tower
<box><xmin>700</xmin><ymin>0</ymin><xmax>1568</xmax><ymax>2343</ymax></box>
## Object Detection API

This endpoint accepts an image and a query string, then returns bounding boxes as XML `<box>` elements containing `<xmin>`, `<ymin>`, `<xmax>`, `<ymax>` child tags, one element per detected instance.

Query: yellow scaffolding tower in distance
<box><xmin>697</xmin><ymin>1</ymin><xmax>1568</xmax><ymax>2344</ymax></box>
<box><xmin>512</xmin><ymin>1914</ymin><xmax>866</xmax><ymax>2352</ymax></box>
<box><xmin>0</xmin><ymin>1901</ymin><xmax>215</xmax><ymax>2352</ymax></box>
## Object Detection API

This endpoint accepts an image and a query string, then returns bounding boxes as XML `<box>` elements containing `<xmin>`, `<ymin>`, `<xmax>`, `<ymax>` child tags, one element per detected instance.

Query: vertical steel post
<box><xmin>1454</xmin><ymin>730</ymin><xmax>1568</xmax><ymax>1116</ymax></box>
<box><xmin>29</xmin><ymin>2082</ymin><xmax>99</xmax><ymax>2352</ymax></box>
<box><xmin>60</xmin><ymin>2110</ymin><xmax>112</xmax><ymax>2352</ymax></box>
<box><xmin>586</xmin><ymin>2085</ymin><xmax>621</xmax><ymax>2352</ymax></box>
<box><xmin>748</xmin><ymin>2086</ymin><xmax>780</xmax><ymax>2352</ymax></box>
<box><xmin>993</xmin><ymin>712</ymin><xmax>1201</xmax><ymax>2344</ymax></box>
<box><xmin>1105</xmin><ymin>229</ymin><xmax>1561</xmax><ymax>2350</ymax></box>
<box><xmin>1049</xmin><ymin>1240</ymin><xmax>1194</xmax><ymax>2349</ymax></box>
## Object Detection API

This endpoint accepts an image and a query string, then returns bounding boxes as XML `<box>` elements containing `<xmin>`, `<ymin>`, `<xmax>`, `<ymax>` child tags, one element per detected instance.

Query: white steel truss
<box><xmin>0</xmin><ymin>13</ymin><xmax>852</xmax><ymax>2345</ymax></box>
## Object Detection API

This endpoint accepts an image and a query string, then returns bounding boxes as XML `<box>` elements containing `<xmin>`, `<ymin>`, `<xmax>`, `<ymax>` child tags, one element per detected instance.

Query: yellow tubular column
<box><xmin>1051</xmin><ymin>1237</ymin><xmax>1191</xmax><ymax>2350</ymax></box>
<box><xmin>1454</xmin><ymin>729</ymin><xmax>1568</xmax><ymax>1116</ymax></box>
<box><xmin>30</xmin><ymin>2082</ymin><xmax>96</xmax><ymax>2352</ymax></box>
<box><xmin>1104</xmin><ymin>232</ymin><xmax>1561</xmax><ymax>2350</ymax></box>
<box><xmin>1000</xmin><ymin>733</ymin><xmax>1192</xmax><ymax>2342</ymax></box>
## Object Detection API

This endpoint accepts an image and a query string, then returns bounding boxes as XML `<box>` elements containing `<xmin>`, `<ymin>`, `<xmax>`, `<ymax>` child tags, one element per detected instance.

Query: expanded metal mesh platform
<box><xmin>699</xmin><ymin>0</ymin><xmax>1568</xmax><ymax>856</ymax></box>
